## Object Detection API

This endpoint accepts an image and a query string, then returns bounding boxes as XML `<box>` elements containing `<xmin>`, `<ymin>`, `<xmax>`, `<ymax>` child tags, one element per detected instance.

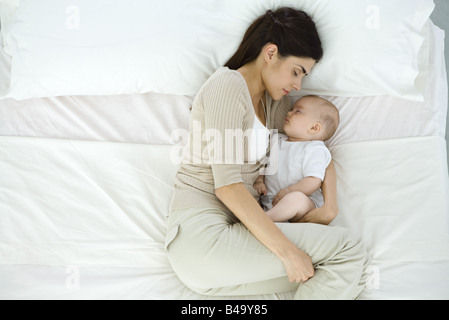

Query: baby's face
<box><xmin>283</xmin><ymin>97</ymin><xmax>322</xmax><ymax>141</ymax></box>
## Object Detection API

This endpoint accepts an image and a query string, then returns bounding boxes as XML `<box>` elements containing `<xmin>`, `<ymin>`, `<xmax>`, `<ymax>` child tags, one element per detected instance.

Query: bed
<box><xmin>0</xmin><ymin>0</ymin><xmax>448</xmax><ymax>300</ymax></box>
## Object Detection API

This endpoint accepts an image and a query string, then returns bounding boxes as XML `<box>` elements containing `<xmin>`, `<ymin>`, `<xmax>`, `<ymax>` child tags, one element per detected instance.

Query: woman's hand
<box><xmin>216</xmin><ymin>183</ymin><xmax>315</xmax><ymax>283</ymax></box>
<box><xmin>280</xmin><ymin>245</ymin><xmax>315</xmax><ymax>283</ymax></box>
<box><xmin>295</xmin><ymin>202</ymin><xmax>338</xmax><ymax>225</ymax></box>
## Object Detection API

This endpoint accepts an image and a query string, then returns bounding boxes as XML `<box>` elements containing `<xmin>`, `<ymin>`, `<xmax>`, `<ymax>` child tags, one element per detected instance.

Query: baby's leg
<box><xmin>266</xmin><ymin>191</ymin><xmax>316</xmax><ymax>222</ymax></box>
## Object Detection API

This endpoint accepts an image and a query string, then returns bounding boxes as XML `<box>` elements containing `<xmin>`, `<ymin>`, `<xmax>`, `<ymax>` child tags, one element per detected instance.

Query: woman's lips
<box><xmin>283</xmin><ymin>89</ymin><xmax>290</xmax><ymax>95</ymax></box>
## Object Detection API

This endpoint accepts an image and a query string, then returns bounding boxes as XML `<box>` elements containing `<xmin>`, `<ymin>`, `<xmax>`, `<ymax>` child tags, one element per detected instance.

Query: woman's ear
<box><xmin>264</xmin><ymin>43</ymin><xmax>279</xmax><ymax>63</ymax></box>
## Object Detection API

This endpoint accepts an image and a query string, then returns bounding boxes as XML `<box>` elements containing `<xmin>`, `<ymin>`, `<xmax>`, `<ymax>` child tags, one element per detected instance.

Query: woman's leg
<box><xmin>166</xmin><ymin>207</ymin><xmax>370</xmax><ymax>299</ymax></box>
<box><xmin>266</xmin><ymin>191</ymin><xmax>316</xmax><ymax>222</ymax></box>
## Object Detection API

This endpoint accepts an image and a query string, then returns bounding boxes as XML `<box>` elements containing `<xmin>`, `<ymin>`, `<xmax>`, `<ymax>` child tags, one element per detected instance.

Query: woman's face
<box><xmin>263</xmin><ymin>50</ymin><xmax>316</xmax><ymax>101</ymax></box>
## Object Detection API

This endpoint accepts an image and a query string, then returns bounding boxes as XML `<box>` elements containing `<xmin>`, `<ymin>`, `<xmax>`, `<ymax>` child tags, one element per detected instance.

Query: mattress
<box><xmin>0</xmin><ymin>133</ymin><xmax>448</xmax><ymax>300</ymax></box>
<box><xmin>0</xmin><ymin>13</ymin><xmax>448</xmax><ymax>300</ymax></box>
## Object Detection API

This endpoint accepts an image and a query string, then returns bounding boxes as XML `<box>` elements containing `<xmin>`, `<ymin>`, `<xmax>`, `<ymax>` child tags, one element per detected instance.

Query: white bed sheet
<box><xmin>0</xmin><ymin>135</ymin><xmax>447</xmax><ymax>299</ymax></box>
<box><xmin>0</xmin><ymin>20</ymin><xmax>448</xmax><ymax>300</ymax></box>
<box><xmin>0</xmin><ymin>138</ymin><xmax>293</xmax><ymax>300</ymax></box>
<box><xmin>330</xmin><ymin>136</ymin><xmax>449</xmax><ymax>299</ymax></box>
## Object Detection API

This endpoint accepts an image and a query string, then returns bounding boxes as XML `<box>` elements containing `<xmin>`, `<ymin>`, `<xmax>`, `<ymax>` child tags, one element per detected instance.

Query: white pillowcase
<box><xmin>298</xmin><ymin>0</ymin><xmax>435</xmax><ymax>101</ymax></box>
<box><xmin>0</xmin><ymin>0</ymin><xmax>435</xmax><ymax>100</ymax></box>
<box><xmin>0</xmin><ymin>0</ymin><xmax>18</xmax><ymax>51</ymax></box>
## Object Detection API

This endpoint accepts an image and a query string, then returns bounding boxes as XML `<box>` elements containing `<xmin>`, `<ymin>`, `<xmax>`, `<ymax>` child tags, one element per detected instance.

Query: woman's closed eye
<box><xmin>294</xmin><ymin>64</ymin><xmax>308</xmax><ymax>77</ymax></box>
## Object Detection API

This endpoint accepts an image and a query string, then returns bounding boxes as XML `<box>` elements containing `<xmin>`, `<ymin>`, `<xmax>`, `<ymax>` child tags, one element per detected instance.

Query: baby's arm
<box><xmin>271</xmin><ymin>176</ymin><xmax>321</xmax><ymax>207</ymax></box>
<box><xmin>286</xmin><ymin>176</ymin><xmax>322</xmax><ymax>196</ymax></box>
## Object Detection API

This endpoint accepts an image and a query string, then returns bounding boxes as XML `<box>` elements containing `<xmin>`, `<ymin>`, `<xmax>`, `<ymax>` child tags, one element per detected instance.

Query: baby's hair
<box><xmin>303</xmin><ymin>95</ymin><xmax>340</xmax><ymax>141</ymax></box>
<box><xmin>320</xmin><ymin>104</ymin><xmax>339</xmax><ymax>140</ymax></box>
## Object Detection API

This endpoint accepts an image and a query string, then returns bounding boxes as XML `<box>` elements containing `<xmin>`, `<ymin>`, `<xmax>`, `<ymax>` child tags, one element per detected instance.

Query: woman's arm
<box><xmin>296</xmin><ymin>160</ymin><xmax>339</xmax><ymax>225</ymax></box>
<box><xmin>215</xmin><ymin>182</ymin><xmax>314</xmax><ymax>283</ymax></box>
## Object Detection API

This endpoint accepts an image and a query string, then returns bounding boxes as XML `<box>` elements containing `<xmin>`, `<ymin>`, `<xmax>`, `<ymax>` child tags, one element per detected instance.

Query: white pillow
<box><xmin>0</xmin><ymin>0</ymin><xmax>434</xmax><ymax>101</ymax></box>
<box><xmin>0</xmin><ymin>0</ymin><xmax>19</xmax><ymax>52</ymax></box>
<box><xmin>298</xmin><ymin>0</ymin><xmax>434</xmax><ymax>101</ymax></box>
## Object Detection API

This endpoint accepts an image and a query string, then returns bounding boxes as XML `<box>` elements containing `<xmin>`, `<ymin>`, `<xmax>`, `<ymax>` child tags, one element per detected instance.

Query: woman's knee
<box><xmin>334</xmin><ymin>227</ymin><xmax>370</xmax><ymax>268</ymax></box>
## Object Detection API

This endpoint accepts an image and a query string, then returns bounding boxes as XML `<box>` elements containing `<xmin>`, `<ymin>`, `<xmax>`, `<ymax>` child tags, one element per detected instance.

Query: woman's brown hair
<box><xmin>225</xmin><ymin>7</ymin><xmax>323</xmax><ymax>70</ymax></box>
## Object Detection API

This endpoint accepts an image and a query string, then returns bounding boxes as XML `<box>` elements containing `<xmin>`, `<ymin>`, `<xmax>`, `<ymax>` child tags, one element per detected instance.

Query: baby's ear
<box><xmin>309</xmin><ymin>122</ymin><xmax>322</xmax><ymax>134</ymax></box>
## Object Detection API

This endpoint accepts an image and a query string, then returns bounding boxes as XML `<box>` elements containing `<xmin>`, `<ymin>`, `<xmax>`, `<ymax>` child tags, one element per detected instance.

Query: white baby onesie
<box><xmin>261</xmin><ymin>134</ymin><xmax>331</xmax><ymax>210</ymax></box>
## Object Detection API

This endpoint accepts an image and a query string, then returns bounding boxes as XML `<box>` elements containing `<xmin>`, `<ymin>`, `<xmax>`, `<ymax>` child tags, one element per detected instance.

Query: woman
<box><xmin>166</xmin><ymin>7</ymin><xmax>369</xmax><ymax>299</ymax></box>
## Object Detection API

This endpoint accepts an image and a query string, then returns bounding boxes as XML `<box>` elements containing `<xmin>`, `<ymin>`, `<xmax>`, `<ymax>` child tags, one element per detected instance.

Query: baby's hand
<box><xmin>272</xmin><ymin>188</ymin><xmax>290</xmax><ymax>206</ymax></box>
<box><xmin>254</xmin><ymin>180</ymin><xmax>267</xmax><ymax>196</ymax></box>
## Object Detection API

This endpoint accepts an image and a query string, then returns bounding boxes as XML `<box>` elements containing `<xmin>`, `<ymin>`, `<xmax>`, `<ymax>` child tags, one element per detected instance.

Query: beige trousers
<box><xmin>165</xmin><ymin>207</ymin><xmax>370</xmax><ymax>299</ymax></box>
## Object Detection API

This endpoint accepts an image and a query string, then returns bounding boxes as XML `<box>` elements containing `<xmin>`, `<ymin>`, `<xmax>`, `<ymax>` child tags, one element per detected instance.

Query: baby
<box><xmin>254</xmin><ymin>95</ymin><xmax>339</xmax><ymax>222</ymax></box>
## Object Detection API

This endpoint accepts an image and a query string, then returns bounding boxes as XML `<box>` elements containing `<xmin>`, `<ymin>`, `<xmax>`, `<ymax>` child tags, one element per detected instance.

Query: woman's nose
<box><xmin>292</xmin><ymin>79</ymin><xmax>302</xmax><ymax>91</ymax></box>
